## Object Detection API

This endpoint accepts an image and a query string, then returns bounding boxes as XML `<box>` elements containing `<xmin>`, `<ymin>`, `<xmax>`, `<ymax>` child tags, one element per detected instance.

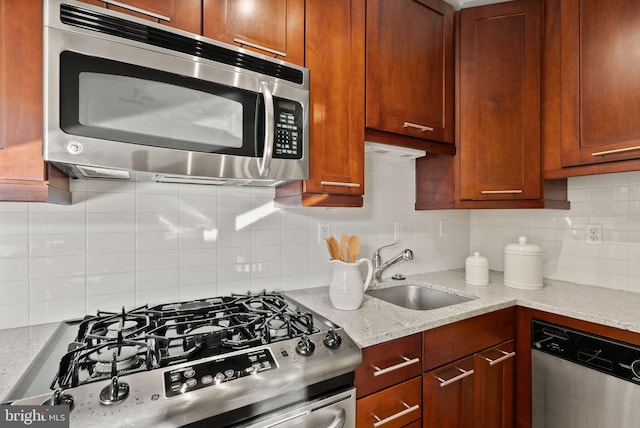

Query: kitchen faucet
<box><xmin>373</xmin><ymin>241</ymin><xmax>414</xmax><ymax>282</ymax></box>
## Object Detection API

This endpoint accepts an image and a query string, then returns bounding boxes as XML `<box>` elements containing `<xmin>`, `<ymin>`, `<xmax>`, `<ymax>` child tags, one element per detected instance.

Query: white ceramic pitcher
<box><xmin>329</xmin><ymin>258</ymin><xmax>373</xmax><ymax>310</ymax></box>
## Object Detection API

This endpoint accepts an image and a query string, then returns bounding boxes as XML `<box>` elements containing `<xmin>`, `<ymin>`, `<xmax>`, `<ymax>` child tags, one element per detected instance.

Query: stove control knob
<box><xmin>99</xmin><ymin>376</ymin><xmax>130</xmax><ymax>405</ymax></box>
<box><xmin>296</xmin><ymin>335</ymin><xmax>316</xmax><ymax>356</ymax></box>
<box><xmin>323</xmin><ymin>330</ymin><xmax>342</xmax><ymax>349</ymax></box>
<box><xmin>43</xmin><ymin>388</ymin><xmax>74</xmax><ymax>410</ymax></box>
<box><xmin>632</xmin><ymin>359</ymin><xmax>640</xmax><ymax>378</ymax></box>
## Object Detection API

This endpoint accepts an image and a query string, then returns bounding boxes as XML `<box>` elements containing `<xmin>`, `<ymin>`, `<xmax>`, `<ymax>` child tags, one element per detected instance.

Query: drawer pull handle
<box><xmin>591</xmin><ymin>145</ymin><xmax>640</xmax><ymax>156</ymax></box>
<box><xmin>233</xmin><ymin>38</ymin><xmax>287</xmax><ymax>58</ymax></box>
<box><xmin>403</xmin><ymin>121</ymin><xmax>434</xmax><ymax>132</ymax></box>
<box><xmin>320</xmin><ymin>181</ymin><xmax>361</xmax><ymax>188</ymax></box>
<box><xmin>101</xmin><ymin>0</ymin><xmax>171</xmax><ymax>22</ymax></box>
<box><xmin>372</xmin><ymin>402</ymin><xmax>420</xmax><ymax>427</ymax></box>
<box><xmin>373</xmin><ymin>356</ymin><xmax>420</xmax><ymax>377</ymax></box>
<box><xmin>436</xmin><ymin>367</ymin><xmax>475</xmax><ymax>387</ymax></box>
<box><xmin>483</xmin><ymin>350</ymin><xmax>516</xmax><ymax>366</ymax></box>
<box><xmin>480</xmin><ymin>190</ymin><xmax>523</xmax><ymax>194</ymax></box>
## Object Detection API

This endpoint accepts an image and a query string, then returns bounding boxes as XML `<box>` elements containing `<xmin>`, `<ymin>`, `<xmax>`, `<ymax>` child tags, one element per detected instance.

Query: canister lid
<box><xmin>466</xmin><ymin>252</ymin><xmax>488</xmax><ymax>266</ymax></box>
<box><xmin>504</xmin><ymin>236</ymin><xmax>542</xmax><ymax>255</ymax></box>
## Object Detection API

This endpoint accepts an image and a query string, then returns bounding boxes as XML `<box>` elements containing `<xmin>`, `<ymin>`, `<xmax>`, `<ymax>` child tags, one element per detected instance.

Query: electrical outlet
<box><xmin>439</xmin><ymin>220</ymin><xmax>447</xmax><ymax>237</ymax></box>
<box><xmin>586</xmin><ymin>224</ymin><xmax>602</xmax><ymax>245</ymax></box>
<box><xmin>394</xmin><ymin>222</ymin><xmax>404</xmax><ymax>240</ymax></box>
<box><xmin>318</xmin><ymin>223</ymin><xmax>330</xmax><ymax>244</ymax></box>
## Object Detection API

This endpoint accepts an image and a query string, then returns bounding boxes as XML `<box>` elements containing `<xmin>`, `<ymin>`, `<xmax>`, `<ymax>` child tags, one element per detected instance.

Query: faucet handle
<box><xmin>373</xmin><ymin>240</ymin><xmax>399</xmax><ymax>267</ymax></box>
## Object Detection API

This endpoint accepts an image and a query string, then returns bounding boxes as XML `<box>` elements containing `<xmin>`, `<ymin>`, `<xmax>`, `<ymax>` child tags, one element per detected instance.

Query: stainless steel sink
<box><xmin>366</xmin><ymin>285</ymin><xmax>474</xmax><ymax>310</ymax></box>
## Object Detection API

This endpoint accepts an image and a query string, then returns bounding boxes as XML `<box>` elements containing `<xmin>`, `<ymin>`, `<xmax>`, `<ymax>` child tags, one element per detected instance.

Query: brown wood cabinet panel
<box><xmin>459</xmin><ymin>0</ymin><xmax>541</xmax><ymax>201</ymax></box>
<box><xmin>0</xmin><ymin>0</ymin><xmax>69</xmax><ymax>203</ymax></box>
<box><xmin>366</xmin><ymin>0</ymin><xmax>454</xmax><ymax>145</ymax></box>
<box><xmin>474</xmin><ymin>340</ymin><xmax>515</xmax><ymax>428</ymax></box>
<box><xmin>356</xmin><ymin>377</ymin><xmax>422</xmax><ymax>428</ymax></box>
<box><xmin>355</xmin><ymin>333</ymin><xmax>422</xmax><ymax>398</ymax></box>
<box><xmin>78</xmin><ymin>0</ymin><xmax>202</xmax><ymax>34</ymax></box>
<box><xmin>423</xmin><ymin>307</ymin><xmax>515</xmax><ymax>372</ymax></box>
<box><xmin>274</xmin><ymin>0</ymin><xmax>365</xmax><ymax>207</ymax></box>
<box><xmin>559</xmin><ymin>0</ymin><xmax>640</xmax><ymax>168</ymax></box>
<box><xmin>422</xmin><ymin>355</ymin><xmax>475</xmax><ymax>428</ymax></box>
<box><xmin>203</xmin><ymin>0</ymin><xmax>304</xmax><ymax>66</ymax></box>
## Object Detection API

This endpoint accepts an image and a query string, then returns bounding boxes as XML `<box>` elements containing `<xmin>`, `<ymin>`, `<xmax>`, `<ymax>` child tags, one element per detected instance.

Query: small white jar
<box><xmin>465</xmin><ymin>252</ymin><xmax>489</xmax><ymax>285</ymax></box>
<box><xmin>503</xmin><ymin>236</ymin><xmax>543</xmax><ymax>290</ymax></box>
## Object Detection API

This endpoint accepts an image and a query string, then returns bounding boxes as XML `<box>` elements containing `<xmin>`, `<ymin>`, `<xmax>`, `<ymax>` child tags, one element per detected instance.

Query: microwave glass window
<box><xmin>78</xmin><ymin>73</ymin><xmax>243</xmax><ymax>149</ymax></box>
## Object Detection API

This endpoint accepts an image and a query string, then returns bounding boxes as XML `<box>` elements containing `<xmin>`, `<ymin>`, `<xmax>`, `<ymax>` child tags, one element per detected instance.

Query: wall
<box><xmin>470</xmin><ymin>171</ymin><xmax>640</xmax><ymax>293</ymax></box>
<box><xmin>0</xmin><ymin>153</ymin><xmax>470</xmax><ymax>329</ymax></box>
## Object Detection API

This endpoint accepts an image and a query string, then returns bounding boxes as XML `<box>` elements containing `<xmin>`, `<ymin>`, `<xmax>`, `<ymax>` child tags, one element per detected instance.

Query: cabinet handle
<box><xmin>591</xmin><ymin>145</ymin><xmax>640</xmax><ymax>156</ymax></box>
<box><xmin>480</xmin><ymin>190</ymin><xmax>523</xmax><ymax>194</ymax></box>
<box><xmin>403</xmin><ymin>122</ymin><xmax>434</xmax><ymax>132</ymax></box>
<box><xmin>436</xmin><ymin>367</ymin><xmax>475</xmax><ymax>387</ymax></box>
<box><xmin>320</xmin><ymin>181</ymin><xmax>361</xmax><ymax>188</ymax></box>
<box><xmin>483</xmin><ymin>350</ymin><xmax>516</xmax><ymax>366</ymax></box>
<box><xmin>101</xmin><ymin>0</ymin><xmax>171</xmax><ymax>22</ymax></box>
<box><xmin>372</xmin><ymin>402</ymin><xmax>420</xmax><ymax>427</ymax></box>
<box><xmin>372</xmin><ymin>356</ymin><xmax>420</xmax><ymax>377</ymax></box>
<box><xmin>233</xmin><ymin>38</ymin><xmax>287</xmax><ymax>58</ymax></box>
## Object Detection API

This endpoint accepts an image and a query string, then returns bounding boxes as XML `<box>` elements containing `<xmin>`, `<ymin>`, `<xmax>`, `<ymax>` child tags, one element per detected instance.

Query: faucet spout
<box><xmin>374</xmin><ymin>249</ymin><xmax>413</xmax><ymax>282</ymax></box>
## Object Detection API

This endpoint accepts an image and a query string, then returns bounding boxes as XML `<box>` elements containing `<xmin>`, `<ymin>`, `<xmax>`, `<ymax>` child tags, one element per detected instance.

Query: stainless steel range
<box><xmin>3</xmin><ymin>291</ymin><xmax>361</xmax><ymax>427</ymax></box>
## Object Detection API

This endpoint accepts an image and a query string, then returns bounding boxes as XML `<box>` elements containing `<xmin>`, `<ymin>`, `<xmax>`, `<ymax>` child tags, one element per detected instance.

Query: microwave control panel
<box><xmin>274</xmin><ymin>99</ymin><xmax>303</xmax><ymax>159</ymax></box>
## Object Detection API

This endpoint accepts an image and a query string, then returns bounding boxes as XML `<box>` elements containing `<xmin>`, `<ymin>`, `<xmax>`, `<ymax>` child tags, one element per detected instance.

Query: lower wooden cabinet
<box><xmin>474</xmin><ymin>340</ymin><xmax>515</xmax><ymax>428</ymax></box>
<box><xmin>423</xmin><ymin>355</ymin><xmax>475</xmax><ymax>427</ymax></box>
<box><xmin>356</xmin><ymin>377</ymin><xmax>422</xmax><ymax>428</ymax></box>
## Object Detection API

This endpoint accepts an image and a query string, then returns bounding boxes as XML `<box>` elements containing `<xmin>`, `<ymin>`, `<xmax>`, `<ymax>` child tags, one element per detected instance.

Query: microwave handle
<box><xmin>258</xmin><ymin>82</ymin><xmax>275</xmax><ymax>177</ymax></box>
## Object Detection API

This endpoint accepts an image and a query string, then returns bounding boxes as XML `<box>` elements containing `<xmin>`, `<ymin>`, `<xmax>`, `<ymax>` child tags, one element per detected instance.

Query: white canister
<box><xmin>503</xmin><ymin>236</ymin><xmax>543</xmax><ymax>290</ymax></box>
<box><xmin>465</xmin><ymin>252</ymin><xmax>489</xmax><ymax>285</ymax></box>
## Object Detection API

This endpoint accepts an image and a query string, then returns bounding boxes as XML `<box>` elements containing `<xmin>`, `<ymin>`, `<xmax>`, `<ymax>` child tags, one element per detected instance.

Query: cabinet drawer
<box><xmin>423</xmin><ymin>308</ymin><xmax>514</xmax><ymax>371</ymax></box>
<box><xmin>355</xmin><ymin>333</ymin><xmax>422</xmax><ymax>398</ymax></box>
<box><xmin>356</xmin><ymin>377</ymin><xmax>422</xmax><ymax>428</ymax></box>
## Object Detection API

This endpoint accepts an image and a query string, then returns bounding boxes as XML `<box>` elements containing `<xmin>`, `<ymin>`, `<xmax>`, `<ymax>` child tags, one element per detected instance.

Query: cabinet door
<box><xmin>0</xmin><ymin>0</ymin><xmax>69</xmax><ymax>203</ymax></box>
<box><xmin>78</xmin><ymin>0</ymin><xmax>202</xmax><ymax>34</ymax></box>
<box><xmin>423</xmin><ymin>355</ymin><xmax>475</xmax><ymax>428</ymax></box>
<box><xmin>474</xmin><ymin>340</ymin><xmax>515</xmax><ymax>428</ymax></box>
<box><xmin>559</xmin><ymin>0</ymin><xmax>640</xmax><ymax>167</ymax></box>
<box><xmin>458</xmin><ymin>0</ymin><xmax>541</xmax><ymax>201</ymax></box>
<box><xmin>274</xmin><ymin>0</ymin><xmax>365</xmax><ymax>207</ymax></box>
<box><xmin>203</xmin><ymin>0</ymin><xmax>304</xmax><ymax>66</ymax></box>
<box><xmin>366</xmin><ymin>0</ymin><xmax>454</xmax><ymax>144</ymax></box>
<box><xmin>356</xmin><ymin>377</ymin><xmax>422</xmax><ymax>428</ymax></box>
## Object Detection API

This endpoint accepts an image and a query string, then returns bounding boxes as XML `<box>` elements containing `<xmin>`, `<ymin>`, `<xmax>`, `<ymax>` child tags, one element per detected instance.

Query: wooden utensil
<box><xmin>348</xmin><ymin>235</ymin><xmax>360</xmax><ymax>262</ymax></box>
<box><xmin>340</xmin><ymin>234</ymin><xmax>350</xmax><ymax>262</ymax></box>
<box><xmin>326</xmin><ymin>236</ymin><xmax>342</xmax><ymax>260</ymax></box>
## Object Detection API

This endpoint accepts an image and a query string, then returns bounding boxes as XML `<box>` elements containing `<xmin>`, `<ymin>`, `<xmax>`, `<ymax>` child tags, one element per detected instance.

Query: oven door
<box><xmin>238</xmin><ymin>388</ymin><xmax>355</xmax><ymax>428</ymax></box>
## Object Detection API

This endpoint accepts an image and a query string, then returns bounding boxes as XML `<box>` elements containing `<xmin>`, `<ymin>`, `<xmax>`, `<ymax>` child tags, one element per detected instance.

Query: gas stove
<box><xmin>3</xmin><ymin>291</ymin><xmax>362</xmax><ymax>427</ymax></box>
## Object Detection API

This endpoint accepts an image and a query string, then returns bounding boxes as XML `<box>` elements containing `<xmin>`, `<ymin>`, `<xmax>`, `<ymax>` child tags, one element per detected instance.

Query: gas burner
<box><xmin>106</xmin><ymin>320</ymin><xmax>138</xmax><ymax>338</ymax></box>
<box><xmin>268</xmin><ymin>319</ymin><xmax>288</xmax><ymax>338</ymax></box>
<box><xmin>88</xmin><ymin>345</ymin><xmax>142</xmax><ymax>374</ymax></box>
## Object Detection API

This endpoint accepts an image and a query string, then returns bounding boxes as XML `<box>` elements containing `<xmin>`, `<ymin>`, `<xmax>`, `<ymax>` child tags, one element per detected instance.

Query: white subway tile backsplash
<box><xmin>0</xmin><ymin>212</ymin><xmax>28</xmax><ymax>235</ymax></box>
<box><xmin>30</xmin><ymin>255</ymin><xmax>86</xmax><ymax>280</ymax></box>
<box><xmin>30</xmin><ymin>276</ymin><xmax>85</xmax><ymax>301</ymax></box>
<box><xmin>0</xmin><ymin>235</ymin><xmax>29</xmax><ymax>258</ymax></box>
<box><xmin>29</xmin><ymin>297</ymin><xmax>86</xmax><ymax>325</ymax></box>
<box><xmin>0</xmin><ymin>281</ymin><xmax>28</xmax><ymax>305</ymax></box>
<box><xmin>87</xmin><ymin>252</ymin><xmax>135</xmax><ymax>275</ymax></box>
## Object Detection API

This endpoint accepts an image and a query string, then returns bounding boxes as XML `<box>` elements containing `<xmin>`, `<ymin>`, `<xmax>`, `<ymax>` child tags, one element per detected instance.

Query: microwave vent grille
<box><xmin>59</xmin><ymin>3</ymin><xmax>304</xmax><ymax>85</ymax></box>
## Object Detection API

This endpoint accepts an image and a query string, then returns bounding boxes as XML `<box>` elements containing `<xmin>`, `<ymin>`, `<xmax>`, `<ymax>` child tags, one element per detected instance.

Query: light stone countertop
<box><xmin>2</xmin><ymin>269</ymin><xmax>640</xmax><ymax>401</ymax></box>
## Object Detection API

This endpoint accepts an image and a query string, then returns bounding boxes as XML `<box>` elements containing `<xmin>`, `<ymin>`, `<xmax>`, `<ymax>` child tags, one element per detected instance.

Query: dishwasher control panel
<box><xmin>532</xmin><ymin>319</ymin><xmax>640</xmax><ymax>385</ymax></box>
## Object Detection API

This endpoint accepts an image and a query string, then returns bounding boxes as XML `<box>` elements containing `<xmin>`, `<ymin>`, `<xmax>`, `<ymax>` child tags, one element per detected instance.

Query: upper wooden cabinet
<box><xmin>544</xmin><ymin>0</ymin><xmax>640</xmax><ymax>177</ymax></box>
<box><xmin>416</xmin><ymin>0</ymin><xmax>568</xmax><ymax>210</ymax></box>
<box><xmin>203</xmin><ymin>0</ymin><xmax>304</xmax><ymax>66</ymax></box>
<box><xmin>77</xmin><ymin>0</ymin><xmax>202</xmax><ymax>34</ymax></box>
<box><xmin>275</xmin><ymin>0</ymin><xmax>365</xmax><ymax>207</ymax></box>
<box><xmin>365</xmin><ymin>0</ymin><xmax>454</xmax><ymax>150</ymax></box>
<box><xmin>458</xmin><ymin>0</ymin><xmax>541</xmax><ymax>202</ymax></box>
<box><xmin>0</xmin><ymin>0</ymin><xmax>69</xmax><ymax>203</ymax></box>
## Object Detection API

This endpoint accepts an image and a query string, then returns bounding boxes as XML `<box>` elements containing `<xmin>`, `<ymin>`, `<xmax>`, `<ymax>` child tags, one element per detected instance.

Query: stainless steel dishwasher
<box><xmin>531</xmin><ymin>319</ymin><xmax>640</xmax><ymax>427</ymax></box>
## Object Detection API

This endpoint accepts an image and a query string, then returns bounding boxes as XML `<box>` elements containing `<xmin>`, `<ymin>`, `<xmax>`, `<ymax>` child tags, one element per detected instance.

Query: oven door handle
<box><xmin>327</xmin><ymin>408</ymin><xmax>347</xmax><ymax>428</ymax></box>
<box><xmin>258</xmin><ymin>81</ymin><xmax>275</xmax><ymax>177</ymax></box>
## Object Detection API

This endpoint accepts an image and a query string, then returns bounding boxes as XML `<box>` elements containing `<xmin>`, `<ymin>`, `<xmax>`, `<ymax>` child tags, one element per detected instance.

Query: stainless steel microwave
<box><xmin>43</xmin><ymin>0</ymin><xmax>309</xmax><ymax>186</ymax></box>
